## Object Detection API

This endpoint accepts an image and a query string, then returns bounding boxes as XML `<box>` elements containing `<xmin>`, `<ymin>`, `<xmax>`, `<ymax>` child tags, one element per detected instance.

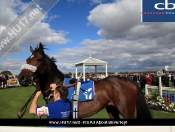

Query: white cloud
<box><xmin>48</xmin><ymin>14</ymin><xmax>60</xmax><ymax>22</ymax></box>
<box><xmin>19</xmin><ymin>23</ymin><xmax>71</xmax><ymax>45</ymax></box>
<box><xmin>2</xmin><ymin>0</ymin><xmax>175</xmax><ymax>75</ymax></box>
<box><xmin>51</xmin><ymin>37</ymin><xmax>172</xmax><ymax>72</ymax></box>
<box><xmin>0</xmin><ymin>58</ymin><xmax>24</xmax><ymax>75</ymax></box>
<box><xmin>0</xmin><ymin>0</ymin><xmax>70</xmax><ymax>57</ymax></box>
<box><xmin>88</xmin><ymin>0</ymin><xmax>175</xmax><ymax>40</ymax></box>
<box><xmin>90</xmin><ymin>0</ymin><xmax>104</xmax><ymax>4</ymax></box>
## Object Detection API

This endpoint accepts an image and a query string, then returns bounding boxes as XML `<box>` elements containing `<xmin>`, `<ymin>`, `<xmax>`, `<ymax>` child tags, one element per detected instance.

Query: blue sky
<box><xmin>0</xmin><ymin>0</ymin><xmax>175</xmax><ymax>75</ymax></box>
<box><xmin>11</xmin><ymin>0</ymin><xmax>102</xmax><ymax>58</ymax></box>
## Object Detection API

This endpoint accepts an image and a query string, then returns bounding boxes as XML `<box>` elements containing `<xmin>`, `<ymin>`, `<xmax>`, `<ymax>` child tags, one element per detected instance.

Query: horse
<box><xmin>17</xmin><ymin>42</ymin><xmax>152</xmax><ymax>119</ymax></box>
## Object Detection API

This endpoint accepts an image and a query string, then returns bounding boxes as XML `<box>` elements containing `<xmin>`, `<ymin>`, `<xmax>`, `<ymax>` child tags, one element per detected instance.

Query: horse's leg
<box><xmin>113</xmin><ymin>92</ymin><xmax>136</xmax><ymax>119</ymax></box>
<box><xmin>115</xmin><ymin>94</ymin><xmax>136</xmax><ymax>119</ymax></box>
<box><xmin>120</xmin><ymin>105</ymin><xmax>135</xmax><ymax>119</ymax></box>
<box><xmin>105</xmin><ymin>105</ymin><xmax>120</xmax><ymax>119</ymax></box>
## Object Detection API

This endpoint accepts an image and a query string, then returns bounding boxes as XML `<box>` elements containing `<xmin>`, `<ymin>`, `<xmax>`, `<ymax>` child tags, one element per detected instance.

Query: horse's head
<box><xmin>18</xmin><ymin>42</ymin><xmax>46</xmax><ymax>86</ymax></box>
<box><xmin>18</xmin><ymin>42</ymin><xmax>65</xmax><ymax>104</ymax></box>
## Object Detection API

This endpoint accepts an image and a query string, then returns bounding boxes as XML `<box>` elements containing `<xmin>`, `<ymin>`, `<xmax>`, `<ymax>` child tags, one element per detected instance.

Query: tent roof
<box><xmin>75</xmin><ymin>56</ymin><xmax>108</xmax><ymax>66</ymax></box>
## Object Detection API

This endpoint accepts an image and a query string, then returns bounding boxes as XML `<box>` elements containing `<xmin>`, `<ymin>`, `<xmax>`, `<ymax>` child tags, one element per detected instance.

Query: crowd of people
<box><xmin>116</xmin><ymin>72</ymin><xmax>175</xmax><ymax>89</ymax></box>
<box><xmin>76</xmin><ymin>72</ymin><xmax>175</xmax><ymax>90</ymax></box>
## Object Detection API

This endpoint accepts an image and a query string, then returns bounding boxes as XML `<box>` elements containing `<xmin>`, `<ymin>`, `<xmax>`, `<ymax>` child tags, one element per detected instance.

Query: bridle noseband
<box><xmin>18</xmin><ymin>56</ymin><xmax>46</xmax><ymax>119</ymax></box>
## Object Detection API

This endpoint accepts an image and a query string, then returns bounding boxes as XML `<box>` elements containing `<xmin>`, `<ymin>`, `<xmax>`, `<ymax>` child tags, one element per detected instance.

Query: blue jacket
<box><xmin>37</xmin><ymin>99</ymin><xmax>71</xmax><ymax>119</ymax></box>
<box><xmin>46</xmin><ymin>99</ymin><xmax>71</xmax><ymax>119</ymax></box>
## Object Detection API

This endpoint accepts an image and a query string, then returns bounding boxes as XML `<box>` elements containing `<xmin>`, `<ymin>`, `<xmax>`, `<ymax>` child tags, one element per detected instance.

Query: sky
<box><xmin>0</xmin><ymin>0</ymin><xmax>175</xmax><ymax>75</ymax></box>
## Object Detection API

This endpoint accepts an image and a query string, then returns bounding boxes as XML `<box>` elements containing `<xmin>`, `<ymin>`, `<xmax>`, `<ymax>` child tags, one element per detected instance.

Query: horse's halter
<box><xmin>21</xmin><ymin>55</ymin><xmax>46</xmax><ymax>81</ymax></box>
<box><xmin>18</xmin><ymin>56</ymin><xmax>47</xmax><ymax>119</ymax></box>
<box><xmin>21</xmin><ymin>54</ymin><xmax>64</xmax><ymax>102</ymax></box>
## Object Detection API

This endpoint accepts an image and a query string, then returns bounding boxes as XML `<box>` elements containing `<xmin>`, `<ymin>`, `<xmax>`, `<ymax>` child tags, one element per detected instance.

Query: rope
<box><xmin>17</xmin><ymin>89</ymin><xmax>39</xmax><ymax>119</ymax></box>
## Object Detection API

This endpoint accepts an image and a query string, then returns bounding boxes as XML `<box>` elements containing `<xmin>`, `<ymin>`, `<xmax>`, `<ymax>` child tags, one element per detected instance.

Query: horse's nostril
<box><xmin>21</xmin><ymin>76</ymin><xmax>26</xmax><ymax>81</ymax></box>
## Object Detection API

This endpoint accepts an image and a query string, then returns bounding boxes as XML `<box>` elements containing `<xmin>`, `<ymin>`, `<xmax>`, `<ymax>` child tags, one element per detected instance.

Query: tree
<box><xmin>68</xmin><ymin>72</ymin><xmax>72</xmax><ymax>77</ymax></box>
<box><xmin>78</xmin><ymin>72</ymin><xmax>81</xmax><ymax>76</ymax></box>
<box><xmin>1</xmin><ymin>70</ymin><xmax>12</xmax><ymax>75</ymax></box>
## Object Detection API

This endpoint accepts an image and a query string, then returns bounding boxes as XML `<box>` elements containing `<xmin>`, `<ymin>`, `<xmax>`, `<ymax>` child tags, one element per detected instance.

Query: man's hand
<box><xmin>75</xmin><ymin>80</ymin><xmax>79</xmax><ymax>85</ymax></box>
<box><xmin>50</xmin><ymin>83</ymin><xmax>57</xmax><ymax>91</ymax></box>
<box><xmin>35</xmin><ymin>91</ymin><xmax>41</xmax><ymax>97</ymax></box>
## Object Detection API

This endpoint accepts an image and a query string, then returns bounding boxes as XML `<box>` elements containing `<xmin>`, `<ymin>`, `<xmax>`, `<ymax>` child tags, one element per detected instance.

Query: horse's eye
<box><xmin>37</xmin><ymin>58</ymin><xmax>43</xmax><ymax>61</ymax></box>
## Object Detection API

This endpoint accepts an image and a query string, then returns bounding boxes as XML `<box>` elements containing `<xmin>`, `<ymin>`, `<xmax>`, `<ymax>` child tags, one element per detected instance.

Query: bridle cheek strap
<box><xmin>21</xmin><ymin>64</ymin><xmax>37</xmax><ymax>73</ymax></box>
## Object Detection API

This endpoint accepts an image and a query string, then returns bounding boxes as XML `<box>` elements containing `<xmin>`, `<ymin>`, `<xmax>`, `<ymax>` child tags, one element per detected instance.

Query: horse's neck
<box><xmin>38</xmin><ymin>66</ymin><xmax>64</xmax><ymax>88</ymax></box>
<box><xmin>48</xmin><ymin>72</ymin><xmax>64</xmax><ymax>85</ymax></box>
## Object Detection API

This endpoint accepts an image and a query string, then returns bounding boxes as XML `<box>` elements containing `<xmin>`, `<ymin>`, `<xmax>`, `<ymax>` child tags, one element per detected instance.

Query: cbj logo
<box><xmin>154</xmin><ymin>0</ymin><xmax>175</xmax><ymax>10</ymax></box>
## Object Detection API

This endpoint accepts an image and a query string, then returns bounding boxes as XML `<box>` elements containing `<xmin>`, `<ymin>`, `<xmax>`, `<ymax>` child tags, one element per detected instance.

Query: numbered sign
<box><xmin>156</xmin><ymin>69</ymin><xmax>163</xmax><ymax>77</ymax></box>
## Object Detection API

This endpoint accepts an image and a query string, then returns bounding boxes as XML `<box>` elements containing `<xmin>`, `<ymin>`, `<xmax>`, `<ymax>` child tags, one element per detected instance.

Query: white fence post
<box><xmin>158</xmin><ymin>76</ymin><xmax>162</xmax><ymax>97</ymax></box>
<box><xmin>145</xmin><ymin>84</ymin><xmax>148</xmax><ymax>96</ymax></box>
<box><xmin>73</xmin><ymin>82</ymin><xmax>81</xmax><ymax>119</ymax></box>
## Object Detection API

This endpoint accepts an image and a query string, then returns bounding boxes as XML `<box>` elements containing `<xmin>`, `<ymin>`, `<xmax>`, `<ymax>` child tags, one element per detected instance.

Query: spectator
<box><xmin>171</xmin><ymin>74</ymin><xmax>174</xmax><ymax>86</ymax></box>
<box><xmin>139</xmin><ymin>73</ymin><xmax>146</xmax><ymax>89</ymax></box>
<box><xmin>146</xmin><ymin>73</ymin><xmax>152</xmax><ymax>85</ymax></box>
<box><xmin>133</xmin><ymin>73</ymin><xmax>139</xmax><ymax>86</ymax></box>
<box><xmin>127</xmin><ymin>74</ymin><xmax>132</xmax><ymax>80</ymax></box>
<box><xmin>133</xmin><ymin>73</ymin><xmax>138</xmax><ymax>83</ymax></box>
<box><xmin>150</xmin><ymin>73</ymin><xmax>157</xmax><ymax>86</ymax></box>
<box><xmin>173</xmin><ymin>74</ymin><xmax>175</xmax><ymax>87</ymax></box>
<box><xmin>164</xmin><ymin>73</ymin><xmax>169</xmax><ymax>87</ymax></box>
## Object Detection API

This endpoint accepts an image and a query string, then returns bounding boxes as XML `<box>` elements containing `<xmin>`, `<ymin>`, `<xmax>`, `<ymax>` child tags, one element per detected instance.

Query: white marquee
<box><xmin>75</xmin><ymin>56</ymin><xmax>108</xmax><ymax>81</ymax></box>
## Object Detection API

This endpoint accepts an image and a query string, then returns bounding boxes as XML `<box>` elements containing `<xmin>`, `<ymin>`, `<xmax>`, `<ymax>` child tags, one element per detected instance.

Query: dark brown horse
<box><xmin>18</xmin><ymin>42</ymin><xmax>152</xmax><ymax>119</ymax></box>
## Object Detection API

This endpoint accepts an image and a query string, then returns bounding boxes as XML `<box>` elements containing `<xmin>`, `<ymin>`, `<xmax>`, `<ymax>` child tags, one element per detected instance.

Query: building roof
<box><xmin>75</xmin><ymin>56</ymin><xmax>108</xmax><ymax>66</ymax></box>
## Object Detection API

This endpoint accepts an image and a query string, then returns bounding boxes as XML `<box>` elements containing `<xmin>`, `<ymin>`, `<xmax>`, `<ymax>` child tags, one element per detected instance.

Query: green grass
<box><xmin>1</xmin><ymin>86</ymin><xmax>175</xmax><ymax>119</ymax></box>
<box><xmin>0</xmin><ymin>86</ymin><xmax>45</xmax><ymax>119</ymax></box>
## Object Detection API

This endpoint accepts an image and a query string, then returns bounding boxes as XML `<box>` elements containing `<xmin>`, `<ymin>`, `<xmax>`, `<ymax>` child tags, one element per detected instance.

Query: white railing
<box><xmin>145</xmin><ymin>76</ymin><xmax>175</xmax><ymax>97</ymax></box>
<box><xmin>145</xmin><ymin>85</ymin><xmax>175</xmax><ymax>96</ymax></box>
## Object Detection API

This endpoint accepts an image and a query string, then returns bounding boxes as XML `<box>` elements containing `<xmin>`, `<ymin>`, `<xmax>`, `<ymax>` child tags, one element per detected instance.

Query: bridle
<box><xmin>18</xmin><ymin>55</ymin><xmax>46</xmax><ymax>119</ymax></box>
<box><xmin>17</xmin><ymin>55</ymin><xmax>65</xmax><ymax>119</ymax></box>
<box><xmin>17</xmin><ymin>85</ymin><xmax>39</xmax><ymax>119</ymax></box>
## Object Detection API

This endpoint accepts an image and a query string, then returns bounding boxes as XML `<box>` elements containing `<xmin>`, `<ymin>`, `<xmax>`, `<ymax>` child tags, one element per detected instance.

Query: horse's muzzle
<box><xmin>18</xmin><ymin>75</ymin><xmax>30</xmax><ymax>86</ymax></box>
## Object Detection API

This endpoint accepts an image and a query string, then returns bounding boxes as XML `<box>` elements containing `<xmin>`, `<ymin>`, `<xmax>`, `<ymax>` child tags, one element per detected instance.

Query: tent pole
<box><xmin>75</xmin><ymin>66</ymin><xmax>77</xmax><ymax>79</ymax></box>
<box><xmin>95</xmin><ymin>66</ymin><xmax>97</xmax><ymax>80</ymax></box>
<box><xmin>83</xmin><ymin>64</ymin><xmax>85</xmax><ymax>81</ymax></box>
<box><xmin>105</xmin><ymin>64</ymin><xmax>108</xmax><ymax>77</ymax></box>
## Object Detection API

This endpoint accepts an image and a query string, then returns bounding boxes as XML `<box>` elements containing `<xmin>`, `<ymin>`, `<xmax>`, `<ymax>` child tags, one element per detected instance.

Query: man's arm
<box><xmin>50</xmin><ymin>80</ymin><xmax>79</xmax><ymax>90</ymax></box>
<box><xmin>64</xmin><ymin>80</ymin><xmax>79</xmax><ymax>88</ymax></box>
<box><xmin>64</xmin><ymin>81</ymin><xmax>77</xmax><ymax>88</ymax></box>
<box><xmin>29</xmin><ymin>91</ymin><xmax>41</xmax><ymax>114</ymax></box>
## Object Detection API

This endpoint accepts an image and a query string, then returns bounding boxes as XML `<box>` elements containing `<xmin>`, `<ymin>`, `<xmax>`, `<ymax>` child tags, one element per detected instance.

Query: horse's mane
<box><xmin>115</xmin><ymin>76</ymin><xmax>131</xmax><ymax>82</ymax></box>
<box><xmin>34</xmin><ymin>44</ymin><xmax>48</xmax><ymax>52</ymax></box>
<box><xmin>34</xmin><ymin>44</ymin><xmax>64</xmax><ymax>77</ymax></box>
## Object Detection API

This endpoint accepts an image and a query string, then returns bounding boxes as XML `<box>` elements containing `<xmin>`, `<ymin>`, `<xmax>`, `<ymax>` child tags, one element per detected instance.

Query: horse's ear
<box><xmin>30</xmin><ymin>46</ymin><xmax>34</xmax><ymax>53</ymax></box>
<box><xmin>39</xmin><ymin>42</ymin><xmax>43</xmax><ymax>49</ymax></box>
<box><xmin>39</xmin><ymin>42</ymin><xmax>44</xmax><ymax>53</ymax></box>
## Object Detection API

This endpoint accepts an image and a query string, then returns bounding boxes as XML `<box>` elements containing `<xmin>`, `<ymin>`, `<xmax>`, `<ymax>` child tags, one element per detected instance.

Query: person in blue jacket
<box><xmin>29</xmin><ymin>85</ymin><xmax>71</xmax><ymax>119</ymax></box>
